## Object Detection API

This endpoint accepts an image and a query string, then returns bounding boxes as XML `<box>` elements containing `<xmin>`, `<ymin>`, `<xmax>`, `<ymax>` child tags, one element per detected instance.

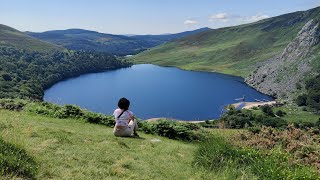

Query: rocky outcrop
<box><xmin>245</xmin><ymin>20</ymin><xmax>320</xmax><ymax>98</ymax></box>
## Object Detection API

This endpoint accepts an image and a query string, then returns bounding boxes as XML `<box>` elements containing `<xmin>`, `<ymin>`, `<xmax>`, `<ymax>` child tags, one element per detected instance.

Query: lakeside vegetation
<box><xmin>0</xmin><ymin>99</ymin><xmax>319</xmax><ymax>179</ymax></box>
<box><xmin>0</xmin><ymin>24</ymin><xmax>132</xmax><ymax>100</ymax></box>
<box><xmin>0</xmin><ymin>45</ymin><xmax>131</xmax><ymax>99</ymax></box>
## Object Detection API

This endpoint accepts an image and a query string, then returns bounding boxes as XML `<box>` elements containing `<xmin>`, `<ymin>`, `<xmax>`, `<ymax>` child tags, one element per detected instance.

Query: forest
<box><xmin>0</xmin><ymin>45</ymin><xmax>131</xmax><ymax>100</ymax></box>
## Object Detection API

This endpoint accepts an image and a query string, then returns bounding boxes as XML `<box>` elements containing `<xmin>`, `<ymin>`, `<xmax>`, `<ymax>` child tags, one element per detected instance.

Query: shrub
<box><xmin>194</xmin><ymin>136</ymin><xmax>319</xmax><ymax>179</ymax></box>
<box><xmin>3</xmin><ymin>99</ymin><xmax>206</xmax><ymax>142</ymax></box>
<box><xmin>296</xmin><ymin>75</ymin><xmax>320</xmax><ymax>112</ymax></box>
<box><xmin>0</xmin><ymin>138</ymin><xmax>38</xmax><ymax>179</ymax></box>
<box><xmin>221</xmin><ymin>109</ymin><xmax>287</xmax><ymax>129</ymax></box>
<box><xmin>137</xmin><ymin>121</ymin><xmax>156</xmax><ymax>134</ymax></box>
<box><xmin>261</xmin><ymin>105</ymin><xmax>274</xmax><ymax>116</ymax></box>
<box><xmin>255</xmin><ymin>115</ymin><xmax>287</xmax><ymax>128</ymax></box>
<box><xmin>136</xmin><ymin>120</ymin><xmax>205</xmax><ymax>141</ymax></box>
<box><xmin>296</xmin><ymin>94</ymin><xmax>308</xmax><ymax>106</ymax></box>
<box><xmin>84</xmin><ymin>112</ymin><xmax>114</xmax><ymax>127</ymax></box>
<box><xmin>62</xmin><ymin>105</ymin><xmax>83</xmax><ymax>118</ymax></box>
<box><xmin>220</xmin><ymin>109</ymin><xmax>254</xmax><ymax>129</ymax></box>
<box><xmin>247</xmin><ymin>127</ymin><xmax>261</xmax><ymax>134</ymax></box>
<box><xmin>237</xmin><ymin>125</ymin><xmax>320</xmax><ymax>172</ymax></box>
<box><xmin>296</xmin><ymin>82</ymin><xmax>302</xmax><ymax>90</ymax></box>
<box><xmin>0</xmin><ymin>99</ymin><xmax>26</xmax><ymax>111</ymax></box>
<box><xmin>293</xmin><ymin>121</ymin><xmax>319</xmax><ymax>130</ymax></box>
<box><xmin>154</xmin><ymin>120</ymin><xmax>193</xmax><ymax>141</ymax></box>
<box><xmin>275</xmin><ymin>110</ymin><xmax>286</xmax><ymax>117</ymax></box>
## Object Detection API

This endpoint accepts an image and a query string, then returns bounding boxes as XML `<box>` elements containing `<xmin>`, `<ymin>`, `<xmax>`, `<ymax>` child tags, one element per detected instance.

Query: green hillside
<box><xmin>130</xmin><ymin>7</ymin><xmax>320</xmax><ymax>77</ymax></box>
<box><xmin>0</xmin><ymin>24</ymin><xmax>131</xmax><ymax>100</ymax></box>
<box><xmin>0</xmin><ymin>24</ymin><xmax>63</xmax><ymax>53</ymax></box>
<box><xmin>26</xmin><ymin>28</ymin><xmax>210</xmax><ymax>56</ymax></box>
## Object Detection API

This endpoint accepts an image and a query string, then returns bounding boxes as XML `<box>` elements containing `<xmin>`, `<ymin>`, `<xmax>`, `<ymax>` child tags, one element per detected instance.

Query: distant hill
<box><xmin>130</xmin><ymin>7</ymin><xmax>320</xmax><ymax>77</ymax></box>
<box><xmin>26</xmin><ymin>28</ymin><xmax>210</xmax><ymax>56</ymax></box>
<box><xmin>0</xmin><ymin>24</ymin><xmax>63</xmax><ymax>52</ymax></box>
<box><xmin>130</xmin><ymin>27</ymin><xmax>211</xmax><ymax>47</ymax></box>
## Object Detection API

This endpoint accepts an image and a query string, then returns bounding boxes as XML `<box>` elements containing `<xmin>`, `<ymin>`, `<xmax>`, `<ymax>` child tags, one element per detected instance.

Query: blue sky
<box><xmin>1</xmin><ymin>0</ymin><xmax>320</xmax><ymax>34</ymax></box>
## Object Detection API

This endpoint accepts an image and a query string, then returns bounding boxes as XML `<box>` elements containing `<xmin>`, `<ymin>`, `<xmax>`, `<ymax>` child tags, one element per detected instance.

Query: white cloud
<box><xmin>208</xmin><ymin>13</ymin><xmax>270</xmax><ymax>27</ymax></box>
<box><xmin>184</xmin><ymin>19</ymin><xmax>199</xmax><ymax>25</ymax></box>
<box><xmin>238</xmin><ymin>14</ymin><xmax>270</xmax><ymax>23</ymax></box>
<box><xmin>209</xmin><ymin>13</ymin><xmax>229</xmax><ymax>22</ymax></box>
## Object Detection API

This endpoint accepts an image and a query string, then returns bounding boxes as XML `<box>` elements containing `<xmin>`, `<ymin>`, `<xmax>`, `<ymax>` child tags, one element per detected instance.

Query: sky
<box><xmin>1</xmin><ymin>0</ymin><xmax>320</xmax><ymax>35</ymax></box>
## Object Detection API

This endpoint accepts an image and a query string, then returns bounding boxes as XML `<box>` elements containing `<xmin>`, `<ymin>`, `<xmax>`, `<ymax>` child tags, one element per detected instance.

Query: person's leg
<box><xmin>128</xmin><ymin>120</ymin><xmax>138</xmax><ymax>136</ymax></box>
<box><xmin>114</xmin><ymin>127</ymin><xmax>132</xmax><ymax>137</ymax></box>
<box><xmin>133</xmin><ymin>120</ymin><xmax>138</xmax><ymax>132</ymax></box>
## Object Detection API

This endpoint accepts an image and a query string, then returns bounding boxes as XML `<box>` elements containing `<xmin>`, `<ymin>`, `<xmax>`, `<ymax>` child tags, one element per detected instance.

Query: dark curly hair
<box><xmin>118</xmin><ymin>97</ymin><xmax>130</xmax><ymax>110</ymax></box>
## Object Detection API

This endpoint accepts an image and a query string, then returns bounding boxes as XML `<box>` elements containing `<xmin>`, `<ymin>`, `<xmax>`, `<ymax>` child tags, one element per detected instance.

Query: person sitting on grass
<box><xmin>113</xmin><ymin>97</ymin><xmax>139</xmax><ymax>137</ymax></box>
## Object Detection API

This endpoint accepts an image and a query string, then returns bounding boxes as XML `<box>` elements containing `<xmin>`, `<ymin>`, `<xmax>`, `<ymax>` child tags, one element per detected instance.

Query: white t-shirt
<box><xmin>113</xmin><ymin>108</ymin><xmax>134</xmax><ymax>126</ymax></box>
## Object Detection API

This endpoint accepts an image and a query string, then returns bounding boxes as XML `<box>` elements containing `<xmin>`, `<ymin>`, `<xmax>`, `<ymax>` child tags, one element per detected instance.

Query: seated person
<box><xmin>113</xmin><ymin>97</ymin><xmax>139</xmax><ymax>137</ymax></box>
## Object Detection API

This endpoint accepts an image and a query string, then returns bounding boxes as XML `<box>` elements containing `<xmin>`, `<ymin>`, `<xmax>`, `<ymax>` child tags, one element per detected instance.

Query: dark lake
<box><xmin>44</xmin><ymin>64</ymin><xmax>272</xmax><ymax>120</ymax></box>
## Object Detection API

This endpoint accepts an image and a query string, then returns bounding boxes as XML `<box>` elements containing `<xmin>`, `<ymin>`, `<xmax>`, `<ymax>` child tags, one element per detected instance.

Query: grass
<box><xmin>1</xmin><ymin>103</ymin><xmax>319</xmax><ymax>179</ymax></box>
<box><xmin>129</xmin><ymin>7</ymin><xmax>320</xmax><ymax>77</ymax></box>
<box><xmin>0</xmin><ymin>137</ymin><xmax>38</xmax><ymax>179</ymax></box>
<box><xmin>251</xmin><ymin>105</ymin><xmax>320</xmax><ymax>123</ymax></box>
<box><xmin>0</xmin><ymin>24</ymin><xmax>62</xmax><ymax>53</ymax></box>
<box><xmin>0</xmin><ymin>109</ymin><xmax>228</xmax><ymax>179</ymax></box>
<box><xmin>194</xmin><ymin>136</ymin><xmax>319</xmax><ymax>180</ymax></box>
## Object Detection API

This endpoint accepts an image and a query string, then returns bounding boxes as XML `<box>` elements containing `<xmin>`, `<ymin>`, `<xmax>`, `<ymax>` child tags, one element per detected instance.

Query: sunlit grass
<box><xmin>0</xmin><ymin>110</ymin><xmax>228</xmax><ymax>179</ymax></box>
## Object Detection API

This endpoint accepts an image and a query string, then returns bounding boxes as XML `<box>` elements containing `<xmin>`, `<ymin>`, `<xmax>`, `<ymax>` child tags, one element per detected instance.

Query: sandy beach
<box><xmin>232</xmin><ymin>101</ymin><xmax>277</xmax><ymax>109</ymax></box>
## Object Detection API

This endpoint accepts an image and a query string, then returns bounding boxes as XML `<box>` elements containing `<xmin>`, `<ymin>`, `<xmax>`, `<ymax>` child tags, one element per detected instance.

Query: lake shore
<box><xmin>232</xmin><ymin>101</ymin><xmax>277</xmax><ymax>109</ymax></box>
<box><xmin>144</xmin><ymin>118</ymin><xmax>206</xmax><ymax>123</ymax></box>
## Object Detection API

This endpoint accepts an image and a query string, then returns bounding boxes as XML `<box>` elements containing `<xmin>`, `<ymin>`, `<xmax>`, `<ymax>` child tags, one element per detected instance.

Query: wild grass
<box><xmin>0</xmin><ymin>137</ymin><xmax>38</xmax><ymax>179</ymax></box>
<box><xmin>194</xmin><ymin>135</ymin><xmax>319</xmax><ymax>180</ymax></box>
<box><xmin>236</xmin><ymin>125</ymin><xmax>320</xmax><ymax>174</ymax></box>
<box><xmin>1</xmin><ymin>99</ymin><xmax>319</xmax><ymax>179</ymax></box>
<box><xmin>0</xmin><ymin>24</ymin><xmax>62</xmax><ymax>53</ymax></box>
<box><xmin>0</xmin><ymin>109</ymin><xmax>222</xmax><ymax>179</ymax></box>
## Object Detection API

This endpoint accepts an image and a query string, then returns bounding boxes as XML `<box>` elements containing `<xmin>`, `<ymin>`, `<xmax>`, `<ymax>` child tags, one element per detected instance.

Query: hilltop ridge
<box><xmin>130</xmin><ymin>6</ymin><xmax>320</xmax><ymax>77</ymax></box>
<box><xmin>26</xmin><ymin>27</ymin><xmax>210</xmax><ymax>56</ymax></box>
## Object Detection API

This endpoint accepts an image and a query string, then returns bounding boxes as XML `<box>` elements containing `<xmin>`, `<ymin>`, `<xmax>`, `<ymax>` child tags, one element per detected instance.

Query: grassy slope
<box><xmin>0</xmin><ymin>24</ymin><xmax>63</xmax><ymax>52</ymax></box>
<box><xmin>0</xmin><ymin>109</ymin><xmax>241</xmax><ymax>179</ymax></box>
<box><xmin>250</xmin><ymin>105</ymin><xmax>320</xmax><ymax>123</ymax></box>
<box><xmin>130</xmin><ymin>7</ymin><xmax>320</xmax><ymax>77</ymax></box>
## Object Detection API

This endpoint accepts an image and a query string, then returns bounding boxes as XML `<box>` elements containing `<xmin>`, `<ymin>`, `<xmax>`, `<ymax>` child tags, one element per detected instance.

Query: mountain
<box><xmin>130</xmin><ymin>7</ymin><xmax>320</xmax><ymax>77</ymax></box>
<box><xmin>26</xmin><ymin>28</ymin><xmax>210</xmax><ymax>56</ymax></box>
<box><xmin>245</xmin><ymin>19</ymin><xmax>320</xmax><ymax>98</ymax></box>
<box><xmin>0</xmin><ymin>24</ymin><xmax>63</xmax><ymax>52</ymax></box>
<box><xmin>130</xmin><ymin>27</ymin><xmax>210</xmax><ymax>47</ymax></box>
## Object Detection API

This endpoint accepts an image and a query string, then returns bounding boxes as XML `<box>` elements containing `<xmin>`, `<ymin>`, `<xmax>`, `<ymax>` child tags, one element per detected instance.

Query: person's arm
<box><xmin>113</xmin><ymin>110</ymin><xmax>117</xmax><ymax>122</ymax></box>
<box><xmin>128</xmin><ymin>111</ymin><xmax>135</xmax><ymax>122</ymax></box>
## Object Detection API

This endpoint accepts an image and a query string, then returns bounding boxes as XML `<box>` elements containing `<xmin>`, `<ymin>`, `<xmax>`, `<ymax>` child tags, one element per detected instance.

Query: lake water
<box><xmin>44</xmin><ymin>64</ymin><xmax>273</xmax><ymax>120</ymax></box>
